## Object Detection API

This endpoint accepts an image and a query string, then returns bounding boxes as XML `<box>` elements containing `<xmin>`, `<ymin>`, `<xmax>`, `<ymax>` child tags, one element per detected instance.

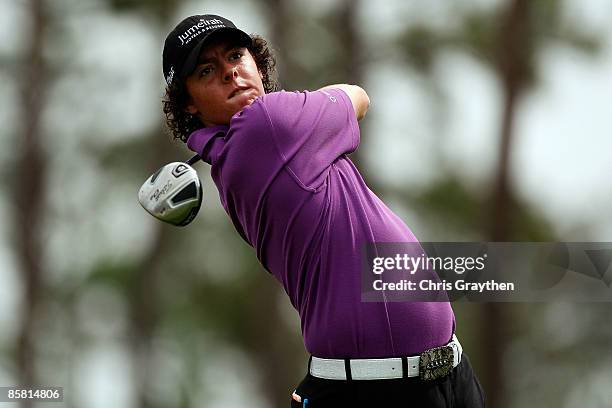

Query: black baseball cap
<box><xmin>162</xmin><ymin>14</ymin><xmax>252</xmax><ymax>86</ymax></box>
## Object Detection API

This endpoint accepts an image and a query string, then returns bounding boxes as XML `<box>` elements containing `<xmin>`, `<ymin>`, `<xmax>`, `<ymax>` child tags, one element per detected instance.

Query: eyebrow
<box><xmin>197</xmin><ymin>44</ymin><xmax>245</xmax><ymax>65</ymax></box>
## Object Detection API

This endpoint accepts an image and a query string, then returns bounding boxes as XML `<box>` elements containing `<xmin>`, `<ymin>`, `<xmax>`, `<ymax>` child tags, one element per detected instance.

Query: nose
<box><xmin>222</xmin><ymin>64</ymin><xmax>238</xmax><ymax>83</ymax></box>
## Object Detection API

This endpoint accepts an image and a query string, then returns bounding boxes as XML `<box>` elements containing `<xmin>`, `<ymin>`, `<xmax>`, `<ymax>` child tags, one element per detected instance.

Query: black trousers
<box><xmin>290</xmin><ymin>353</ymin><xmax>485</xmax><ymax>407</ymax></box>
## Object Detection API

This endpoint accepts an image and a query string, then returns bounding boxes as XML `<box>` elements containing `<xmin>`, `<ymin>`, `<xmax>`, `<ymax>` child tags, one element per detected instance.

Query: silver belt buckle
<box><xmin>419</xmin><ymin>344</ymin><xmax>454</xmax><ymax>381</ymax></box>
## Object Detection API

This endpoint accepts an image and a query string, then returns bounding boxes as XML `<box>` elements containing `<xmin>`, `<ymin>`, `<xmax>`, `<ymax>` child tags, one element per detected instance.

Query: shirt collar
<box><xmin>186</xmin><ymin>125</ymin><xmax>228</xmax><ymax>164</ymax></box>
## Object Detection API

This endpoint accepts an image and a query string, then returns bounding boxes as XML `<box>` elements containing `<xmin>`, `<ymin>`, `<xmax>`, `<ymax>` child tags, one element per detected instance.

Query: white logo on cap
<box><xmin>166</xmin><ymin>66</ymin><xmax>175</xmax><ymax>85</ymax></box>
<box><xmin>178</xmin><ymin>18</ymin><xmax>225</xmax><ymax>46</ymax></box>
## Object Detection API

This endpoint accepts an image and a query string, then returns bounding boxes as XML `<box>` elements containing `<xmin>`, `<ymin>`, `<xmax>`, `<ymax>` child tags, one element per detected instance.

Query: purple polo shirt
<box><xmin>187</xmin><ymin>89</ymin><xmax>454</xmax><ymax>358</ymax></box>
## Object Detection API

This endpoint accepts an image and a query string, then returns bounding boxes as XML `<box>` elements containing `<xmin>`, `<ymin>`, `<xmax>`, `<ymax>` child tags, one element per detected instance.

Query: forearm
<box><xmin>318</xmin><ymin>84</ymin><xmax>370</xmax><ymax>121</ymax></box>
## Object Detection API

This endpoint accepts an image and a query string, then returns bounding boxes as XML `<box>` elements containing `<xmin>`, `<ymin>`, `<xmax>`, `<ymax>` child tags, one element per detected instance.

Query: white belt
<box><xmin>309</xmin><ymin>334</ymin><xmax>463</xmax><ymax>381</ymax></box>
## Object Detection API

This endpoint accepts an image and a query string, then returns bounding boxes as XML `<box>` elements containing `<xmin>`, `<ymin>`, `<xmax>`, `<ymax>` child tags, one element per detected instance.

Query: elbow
<box><xmin>362</xmin><ymin>88</ymin><xmax>371</xmax><ymax>118</ymax></box>
<box><xmin>355</xmin><ymin>86</ymin><xmax>370</xmax><ymax>120</ymax></box>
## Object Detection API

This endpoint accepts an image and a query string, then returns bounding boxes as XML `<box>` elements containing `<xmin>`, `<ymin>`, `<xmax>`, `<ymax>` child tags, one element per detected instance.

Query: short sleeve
<box><xmin>259</xmin><ymin>89</ymin><xmax>360</xmax><ymax>190</ymax></box>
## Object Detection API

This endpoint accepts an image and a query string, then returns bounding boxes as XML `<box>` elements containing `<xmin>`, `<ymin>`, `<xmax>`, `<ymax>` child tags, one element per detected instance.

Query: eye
<box><xmin>199</xmin><ymin>65</ymin><xmax>213</xmax><ymax>77</ymax></box>
<box><xmin>229</xmin><ymin>50</ymin><xmax>243</xmax><ymax>61</ymax></box>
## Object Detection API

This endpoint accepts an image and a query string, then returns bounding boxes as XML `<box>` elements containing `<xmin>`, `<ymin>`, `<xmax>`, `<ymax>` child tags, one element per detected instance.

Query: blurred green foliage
<box><xmin>1</xmin><ymin>1</ymin><xmax>610</xmax><ymax>408</ymax></box>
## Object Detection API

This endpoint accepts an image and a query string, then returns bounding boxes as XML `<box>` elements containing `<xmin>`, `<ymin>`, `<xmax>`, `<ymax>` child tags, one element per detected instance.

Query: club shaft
<box><xmin>186</xmin><ymin>155</ymin><xmax>201</xmax><ymax>165</ymax></box>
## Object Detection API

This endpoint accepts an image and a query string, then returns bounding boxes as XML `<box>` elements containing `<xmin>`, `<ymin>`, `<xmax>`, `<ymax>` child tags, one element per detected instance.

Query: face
<box><xmin>184</xmin><ymin>36</ymin><xmax>265</xmax><ymax>127</ymax></box>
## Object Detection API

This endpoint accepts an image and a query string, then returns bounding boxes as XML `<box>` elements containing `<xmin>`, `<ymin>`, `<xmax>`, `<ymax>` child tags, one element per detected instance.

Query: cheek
<box><xmin>243</xmin><ymin>58</ymin><xmax>261</xmax><ymax>78</ymax></box>
<box><xmin>192</xmin><ymin>89</ymin><xmax>221</xmax><ymax>111</ymax></box>
<box><xmin>248</xmin><ymin>64</ymin><xmax>264</xmax><ymax>88</ymax></box>
<box><xmin>193</xmin><ymin>93</ymin><xmax>211</xmax><ymax>110</ymax></box>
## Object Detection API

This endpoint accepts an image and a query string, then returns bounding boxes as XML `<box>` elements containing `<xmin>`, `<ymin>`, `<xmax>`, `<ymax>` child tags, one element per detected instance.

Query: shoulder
<box><xmin>257</xmin><ymin>89</ymin><xmax>348</xmax><ymax>108</ymax></box>
<box><xmin>230</xmin><ymin>89</ymin><xmax>353</xmax><ymax>141</ymax></box>
<box><xmin>228</xmin><ymin>91</ymin><xmax>298</xmax><ymax>129</ymax></box>
<box><xmin>232</xmin><ymin>91</ymin><xmax>304</xmax><ymax>135</ymax></box>
<box><xmin>222</xmin><ymin>92</ymin><xmax>305</xmax><ymax>153</ymax></box>
<box><xmin>252</xmin><ymin>89</ymin><xmax>350</xmax><ymax>125</ymax></box>
<box><xmin>255</xmin><ymin>90</ymin><xmax>306</xmax><ymax>117</ymax></box>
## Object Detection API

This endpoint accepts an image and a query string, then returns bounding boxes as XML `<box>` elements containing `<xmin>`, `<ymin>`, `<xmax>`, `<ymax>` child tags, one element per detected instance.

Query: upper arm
<box><xmin>258</xmin><ymin>90</ymin><xmax>359</xmax><ymax>189</ymax></box>
<box><xmin>320</xmin><ymin>84</ymin><xmax>370</xmax><ymax>121</ymax></box>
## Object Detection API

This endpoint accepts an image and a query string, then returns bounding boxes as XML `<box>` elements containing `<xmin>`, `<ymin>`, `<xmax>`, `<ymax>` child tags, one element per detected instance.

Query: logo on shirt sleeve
<box><xmin>320</xmin><ymin>90</ymin><xmax>337</xmax><ymax>103</ymax></box>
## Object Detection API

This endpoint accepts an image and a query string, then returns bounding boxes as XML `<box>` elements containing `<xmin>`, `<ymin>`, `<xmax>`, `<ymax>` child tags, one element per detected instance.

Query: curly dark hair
<box><xmin>162</xmin><ymin>35</ymin><xmax>279</xmax><ymax>143</ymax></box>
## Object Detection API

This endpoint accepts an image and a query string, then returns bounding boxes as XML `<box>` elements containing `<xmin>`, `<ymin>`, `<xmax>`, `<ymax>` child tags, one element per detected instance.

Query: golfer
<box><xmin>162</xmin><ymin>14</ymin><xmax>485</xmax><ymax>407</ymax></box>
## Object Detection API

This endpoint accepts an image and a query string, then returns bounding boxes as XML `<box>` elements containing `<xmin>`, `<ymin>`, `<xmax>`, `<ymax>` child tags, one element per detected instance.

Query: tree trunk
<box><xmin>129</xmin><ymin>183</ymin><xmax>169</xmax><ymax>408</ymax></box>
<box><xmin>336</xmin><ymin>0</ymin><xmax>365</xmax><ymax>169</ymax></box>
<box><xmin>14</xmin><ymin>0</ymin><xmax>48</xmax><ymax>406</ymax></box>
<box><xmin>485</xmin><ymin>1</ymin><xmax>529</xmax><ymax>408</ymax></box>
<box><xmin>127</xmin><ymin>4</ymin><xmax>183</xmax><ymax>407</ymax></box>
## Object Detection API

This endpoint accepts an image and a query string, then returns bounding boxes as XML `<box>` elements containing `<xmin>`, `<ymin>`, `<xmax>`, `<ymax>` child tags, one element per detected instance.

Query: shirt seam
<box><xmin>260</xmin><ymin>89</ymin><xmax>358</xmax><ymax>193</ymax></box>
<box><xmin>259</xmin><ymin>97</ymin><xmax>321</xmax><ymax>193</ymax></box>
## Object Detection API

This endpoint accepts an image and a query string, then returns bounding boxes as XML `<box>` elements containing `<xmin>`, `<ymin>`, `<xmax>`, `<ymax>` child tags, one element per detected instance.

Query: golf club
<box><xmin>138</xmin><ymin>155</ymin><xmax>203</xmax><ymax>226</ymax></box>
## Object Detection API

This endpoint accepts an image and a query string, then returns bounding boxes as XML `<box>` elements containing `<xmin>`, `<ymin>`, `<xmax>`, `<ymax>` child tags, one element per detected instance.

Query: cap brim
<box><xmin>179</xmin><ymin>28</ymin><xmax>252</xmax><ymax>81</ymax></box>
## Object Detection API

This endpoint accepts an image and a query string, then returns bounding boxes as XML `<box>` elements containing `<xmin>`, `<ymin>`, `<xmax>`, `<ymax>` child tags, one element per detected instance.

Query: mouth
<box><xmin>228</xmin><ymin>86</ymin><xmax>251</xmax><ymax>99</ymax></box>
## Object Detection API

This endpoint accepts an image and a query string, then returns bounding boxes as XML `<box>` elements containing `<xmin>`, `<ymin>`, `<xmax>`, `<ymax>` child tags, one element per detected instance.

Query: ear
<box><xmin>183</xmin><ymin>83</ymin><xmax>199</xmax><ymax>115</ymax></box>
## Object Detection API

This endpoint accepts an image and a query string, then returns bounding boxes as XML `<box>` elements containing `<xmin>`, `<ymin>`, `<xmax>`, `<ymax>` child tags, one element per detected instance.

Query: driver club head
<box><xmin>138</xmin><ymin>162</ymin><xmax>203</xmax><ymax>226</ymax></box>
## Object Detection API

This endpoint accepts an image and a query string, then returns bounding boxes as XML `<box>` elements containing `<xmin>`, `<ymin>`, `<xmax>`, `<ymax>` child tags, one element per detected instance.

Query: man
<box><xmin>162</xmin><ymin>14</ymin><xmax>485</xmax><ymax>407</ymax></box>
